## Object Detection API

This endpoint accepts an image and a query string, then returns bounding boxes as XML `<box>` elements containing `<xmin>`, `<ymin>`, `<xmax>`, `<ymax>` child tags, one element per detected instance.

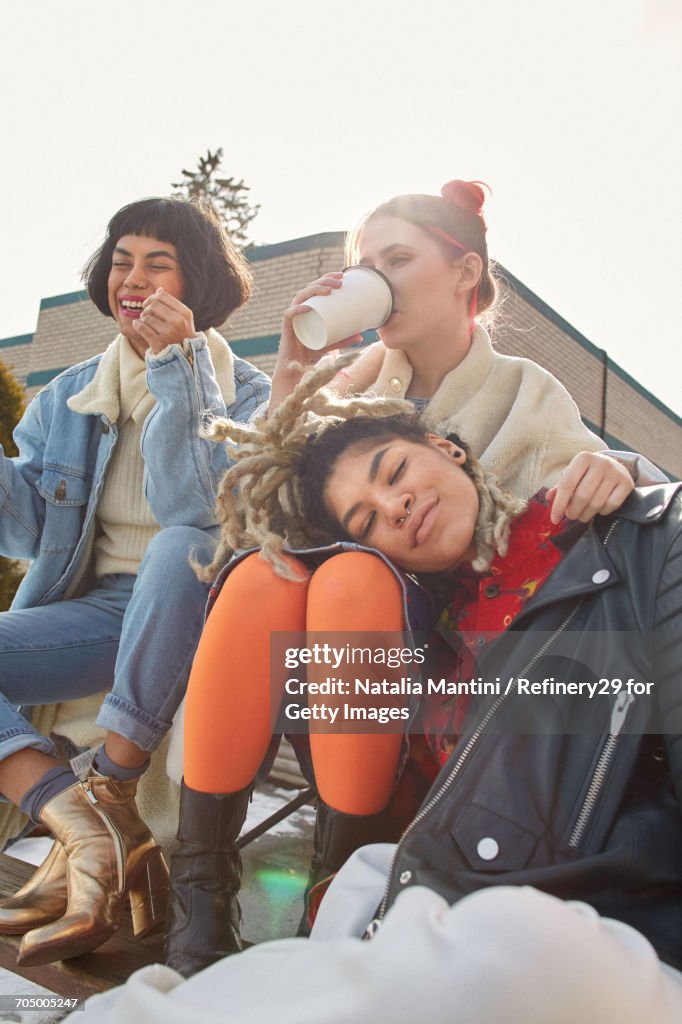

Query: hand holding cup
<box><xmin>269</xmin><ymin>268</ymin><xmax>393</xmax><ymax>416</ymax></box>
<box><xmin>292</xmin><ymin>266</ymin><xmax>394</xmax><ymax>350</ymax></box>
<box><xmin>279</xmin><ymin>272</ymin><xmax>364</xmax><ymax>367</ymax></box>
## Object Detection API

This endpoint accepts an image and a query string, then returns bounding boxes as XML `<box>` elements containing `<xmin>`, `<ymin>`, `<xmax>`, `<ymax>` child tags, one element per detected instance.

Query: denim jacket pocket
<box><xmin>37</xmin><ymin>468</ymin><xmax>90</xmax><ymax>507</ymax></box>
<box><xmin>36</xmin><ymin>469</ymin><xmax>90</xmax><ymax>553</ymax></box>
<box><xmin>450</xmin><ymin>802</ymin><xmax>540</xmax><ymax>872</ymax></box>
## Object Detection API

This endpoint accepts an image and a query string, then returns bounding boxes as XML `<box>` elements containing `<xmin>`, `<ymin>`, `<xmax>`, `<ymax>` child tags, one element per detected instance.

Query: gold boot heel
<box><xmin>17</xmin><ymin>770</ymin><xmax>166</xmax><ymax>966</ymax></box>
<box><xmin>129</xmin><ymin>846</ymin><xmax>169</xmax><ymax>939</ymax></box>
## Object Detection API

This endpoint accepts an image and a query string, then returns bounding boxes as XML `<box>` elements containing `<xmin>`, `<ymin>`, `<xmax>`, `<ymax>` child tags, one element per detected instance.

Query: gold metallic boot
<box><xmin>0</xmin><ymin>841</ymin><xmax>67</xmax><ymax>934</ymax></box>
<box><xmin>17</xmin><ymin>772</ymin><xmax>169</xmax><ymax>966</ymax></box>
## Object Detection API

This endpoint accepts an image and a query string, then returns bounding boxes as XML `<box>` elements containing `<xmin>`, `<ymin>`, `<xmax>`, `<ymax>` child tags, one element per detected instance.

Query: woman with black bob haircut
<box><xmin>85</xmin><ymin>197</ymin><xmax>250</xmax><ymax>332</ymax></box>
<box><xmin>0</xmin><ymin>195</ymin><xmax>270</xmax><ymax>966</ymax></box>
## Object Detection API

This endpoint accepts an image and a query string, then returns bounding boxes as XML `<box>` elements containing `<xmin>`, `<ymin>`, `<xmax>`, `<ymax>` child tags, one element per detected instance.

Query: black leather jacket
<box><xmin>375</xmin><ymin>483</ymin><xmax>682</xmax><ymax>969</ymax></box>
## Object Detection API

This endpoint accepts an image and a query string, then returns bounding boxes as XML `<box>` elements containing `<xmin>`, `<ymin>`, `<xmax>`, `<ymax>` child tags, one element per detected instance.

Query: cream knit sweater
<box><xmin>94</xmin><ymin>336</ymin><xmax>160</xmax><ymax>577</ymax></box>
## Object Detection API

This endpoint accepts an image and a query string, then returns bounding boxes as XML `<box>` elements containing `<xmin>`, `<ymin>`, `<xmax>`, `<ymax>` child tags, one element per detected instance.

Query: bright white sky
<box><xmin>1</xmin><ymin>0</ymin><xmax>681</xmax><ymax>417</ymax></box>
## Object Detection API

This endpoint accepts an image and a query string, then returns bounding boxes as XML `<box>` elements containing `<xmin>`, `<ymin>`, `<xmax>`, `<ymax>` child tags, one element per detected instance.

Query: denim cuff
<box><xmin>0</xmin><ymin>729</ymin><xmax>59</xmax><ymax>765</ymax></box>
<box><xmin>95</xmin><ymin>694</ymin><xmax>172</xmax><ymax>753</ymax></box>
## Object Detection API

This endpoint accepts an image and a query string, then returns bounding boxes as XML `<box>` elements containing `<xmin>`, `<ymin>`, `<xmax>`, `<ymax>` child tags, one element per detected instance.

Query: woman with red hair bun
<box><xmin>271</xmin><ymin>178</ymin><xmax>660</xmax><ymax>509</ymax></box>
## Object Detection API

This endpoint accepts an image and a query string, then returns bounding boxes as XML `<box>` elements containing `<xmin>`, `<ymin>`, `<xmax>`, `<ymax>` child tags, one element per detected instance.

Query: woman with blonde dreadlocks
<box><xmin>164</xmin><ymin>353</ymin><xmax>628</xmax><ymax>979</ymax></box>
<box><xmin>87</xmin><ymin>365</ymin><xmax>682</xmax><ymax>1024</ymax></box>
<box><xmin>163</xmin><ymin>360</ymin><xmax>434</xmax><ymax>977</ymax></box>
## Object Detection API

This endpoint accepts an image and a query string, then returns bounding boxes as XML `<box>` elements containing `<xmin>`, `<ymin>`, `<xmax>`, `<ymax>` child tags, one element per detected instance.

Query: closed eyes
<box><xmin>389</xmin><ymin>458</ymin><xmax>406</xmax><ymax>483</ymax></box>
<box><xmin>359</xmin><ymin>458</ymin><xmax>407</xmax><ymax>539</ymax></box>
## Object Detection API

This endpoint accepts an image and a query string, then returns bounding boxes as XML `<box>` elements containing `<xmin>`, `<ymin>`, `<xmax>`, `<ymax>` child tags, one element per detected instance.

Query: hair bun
<box><xmin>440</xmin><ymin>180</ymin><xmax>489</xmax><ymax>216</ymax></box>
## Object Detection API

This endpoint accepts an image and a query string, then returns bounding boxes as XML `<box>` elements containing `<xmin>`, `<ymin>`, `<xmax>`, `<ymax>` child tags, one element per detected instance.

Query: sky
<box><xmin>1</xmin><ymin>0</ymin><xmax>681</xmax><ymax>418</ymax></box>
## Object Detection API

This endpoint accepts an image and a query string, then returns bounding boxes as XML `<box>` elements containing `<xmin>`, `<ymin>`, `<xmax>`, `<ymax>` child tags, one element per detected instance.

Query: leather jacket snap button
<box><xmin>476</xmin><ymin>837</ymin><xmax>500</xmax><ymax>861</ymax></box>
<box><xmin>591</xmin><ymin>569</ymin><xmax>610</xmax><ymax>584</ymax></box>
<box><xmin>102</xmin><ymin>423</ymin><xmax>110</xmax><ymax>434</ymax></box>
<box><xmin>399</xmin><ymin>870</ymin><xmax>412</xmax><ymax>885</ymax></box>
<box><xmin>646</xmin><ymin>505</ymin><xmax>664</xmax><ymax>518</ymax></box>
<box><xmin>484</xmin><ymin>584</ymin><xmax>499</xmax><ymax>598</ymax></box>
<box><xmin>389</xmin><ymin>377</ymin><xmax>402</xmax><ymax>393</ymax></box>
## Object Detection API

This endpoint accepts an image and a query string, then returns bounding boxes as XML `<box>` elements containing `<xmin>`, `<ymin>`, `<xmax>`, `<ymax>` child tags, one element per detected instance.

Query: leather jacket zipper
<box><xmin>365</xmin><ymin>519</ymin><xmax>622</xmax><ymax>937</ymax></box>
<box><xmin>566</xmin><ymin>522</ymin><xmax>629</xmax><ymax>847</ymax></box>
<box><xmin>567</xmin><ymin>689</ymin><xmax>634</xmax><ymax>848</ymax></box>
<box><xmin>366</xmin><ymin>599</ymin><xmax>585</xmax><ymax>935</ymax></box>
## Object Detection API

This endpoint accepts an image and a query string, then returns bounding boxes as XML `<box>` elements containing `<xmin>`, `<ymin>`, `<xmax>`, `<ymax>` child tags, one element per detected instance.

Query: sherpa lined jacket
<box><xmin>336</xmin><ymin>324</ymin><xmax>608</xmax><ymax>496</ymax></box>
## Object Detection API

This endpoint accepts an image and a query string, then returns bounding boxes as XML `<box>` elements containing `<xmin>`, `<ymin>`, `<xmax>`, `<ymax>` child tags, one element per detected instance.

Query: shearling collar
<box><xmin>67</xmin><ymin>329</ymin><xmax>236</xmax><ymax>422</ymax></box>
<box><xmin>204</xmin><ymin>327</ymin><xmax>237</xmax><ymax>407</ymax></box>
<box><xmin>67</xmin><ymin>334</ymin><xmax>123</xmax><ymax>422</ymax></box>
<box><xmin>340</xmin><ymin>325</ymin><xmax>495</xmax><ymax>416</ymax></box>
<box><xmin>421</xmin><ymin>325</ymin><xmax>496</xmax><ymax>429</ymax></box>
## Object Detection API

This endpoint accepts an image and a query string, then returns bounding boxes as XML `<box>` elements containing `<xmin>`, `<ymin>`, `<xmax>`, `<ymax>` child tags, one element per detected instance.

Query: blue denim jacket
<box><xmin>0</xmin><ymin>331</ymin><xmax>270</xmax><ymax>609</ymax></box>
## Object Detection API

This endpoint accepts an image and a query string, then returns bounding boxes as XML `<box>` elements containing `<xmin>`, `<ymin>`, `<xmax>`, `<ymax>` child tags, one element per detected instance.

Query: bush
<box><xmin>0</xmin><ymin>359</ymin><xmax>27</xmax><ymax>609</ymax></box>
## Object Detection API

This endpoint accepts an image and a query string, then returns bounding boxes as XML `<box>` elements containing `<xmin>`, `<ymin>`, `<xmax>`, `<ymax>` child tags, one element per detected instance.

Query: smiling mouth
<box><xmin>118</xmin><ymin>296</ymin><xmax>145</xmax><ymax>319</ymax></box>
<box><xmin>408</xmin><ymin>498</ymin><xmax>438</xmax><ymax>546</ymax></box>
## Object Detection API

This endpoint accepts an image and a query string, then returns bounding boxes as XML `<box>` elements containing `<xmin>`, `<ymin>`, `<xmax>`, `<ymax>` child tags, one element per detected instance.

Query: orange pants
<box><xmin>184</xmin><ymin>552</ymin><xmax>405</xmax><ymax>815</ymax></box>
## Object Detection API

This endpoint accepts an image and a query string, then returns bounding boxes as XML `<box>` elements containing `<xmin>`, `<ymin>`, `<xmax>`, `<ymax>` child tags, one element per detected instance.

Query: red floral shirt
<box><xmin>421</xmin><ymin>494</ymin><xmax>574</xmax><ymax>766</ymax></box>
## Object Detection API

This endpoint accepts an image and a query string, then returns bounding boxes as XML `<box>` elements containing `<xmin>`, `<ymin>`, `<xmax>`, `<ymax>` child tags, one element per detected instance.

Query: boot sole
<box><xmin>17</xmin><ymin>923</ymin><xmax>118</xmax><ymax>966</ymax></box>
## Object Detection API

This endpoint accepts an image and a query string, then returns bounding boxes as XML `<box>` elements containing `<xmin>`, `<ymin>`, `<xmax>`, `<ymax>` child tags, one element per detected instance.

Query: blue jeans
<box><xmin>0</xmin><ymin>526</ymin><xmax>217</xmax><ymax>761</ymax></box>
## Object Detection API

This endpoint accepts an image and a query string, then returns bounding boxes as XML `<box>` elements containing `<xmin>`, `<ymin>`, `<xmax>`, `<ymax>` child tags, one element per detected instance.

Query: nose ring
<box><xmin>398</xmin><ymin>505</ymin><xmax>411</xmax><ymax>526</ymax></box>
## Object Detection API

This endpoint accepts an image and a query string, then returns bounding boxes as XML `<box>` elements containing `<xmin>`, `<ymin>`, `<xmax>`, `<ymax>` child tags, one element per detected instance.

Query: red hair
<box><xmin>440</xmin><ymin>179</ymin><xmax>490</xmax><ymax>219</ymax></box>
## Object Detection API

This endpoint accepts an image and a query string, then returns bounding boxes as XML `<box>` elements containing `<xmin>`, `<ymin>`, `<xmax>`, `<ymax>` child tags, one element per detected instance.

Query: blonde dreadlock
<box><xmin>465</xmin><ymin>452</ymin><xmax>527</xmax><ymax>572</ymax></box>
<box><xmin>194</xmin><ymin>354</ymin><xmax>409</xmax><ymax>582</ymax></box>
<box><xmin>195</xmin><ymin>355</ymin><xmax>526</xmax><ymax>583</ymax></box>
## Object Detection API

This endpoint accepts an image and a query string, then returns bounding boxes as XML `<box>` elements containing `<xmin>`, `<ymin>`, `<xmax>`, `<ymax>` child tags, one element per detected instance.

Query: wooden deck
<box><xmin>0</xmin><ymin>853</ymin><xmax>164</xmax><ymax>1000</ymax></box>
<box><xmin>0</xmin><ymin>779</ymin><xmax>315</xmax><ymax>1000</ymax></box>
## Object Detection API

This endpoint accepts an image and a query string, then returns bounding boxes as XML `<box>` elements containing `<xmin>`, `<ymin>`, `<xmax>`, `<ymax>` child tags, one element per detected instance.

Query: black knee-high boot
<box><xmin>298</xmin><ymin>799</ymin><xmax>390</xmax><ymax>936</ymax></box>
<box><xmin>164</xmin><ymin>780</ymin><xmax>251</xmax><ymax>978</ymax></box>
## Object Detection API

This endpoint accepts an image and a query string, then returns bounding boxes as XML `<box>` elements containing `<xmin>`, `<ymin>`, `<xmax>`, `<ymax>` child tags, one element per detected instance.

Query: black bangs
<box><xmin>106</xmin><ymin>198</ymin><xmax>187</xmax><ymax>247</ymax></box>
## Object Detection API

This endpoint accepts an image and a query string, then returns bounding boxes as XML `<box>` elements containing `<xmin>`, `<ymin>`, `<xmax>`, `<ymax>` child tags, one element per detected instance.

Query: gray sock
<box><xmin>19</xmin><ymin>765</ymin><xmax>78</xmax><ymax>823</ymax></box>
<box><xmin>94</xmin><ymin>746</ymin><xmax>150</xmax><ymax>781</ymax></box>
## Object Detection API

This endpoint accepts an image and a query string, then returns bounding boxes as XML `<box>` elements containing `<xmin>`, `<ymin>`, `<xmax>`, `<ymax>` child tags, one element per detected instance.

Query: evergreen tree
<box><xmin>172</xmin><ymin>149</ymin><xmax>260</xmax><ymax>247</ymax></box>
<box><xmin>0</xmin><ymin>359</ymin><xmax>26</xmax><ymax>610</ymax></box>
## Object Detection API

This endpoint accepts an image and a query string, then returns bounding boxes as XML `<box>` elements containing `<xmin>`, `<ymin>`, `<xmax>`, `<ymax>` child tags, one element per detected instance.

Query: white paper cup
<box><xmin>292</xmin><ymin>266</ymin><xmax>394</xmax><ymax>350</ymax></box>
